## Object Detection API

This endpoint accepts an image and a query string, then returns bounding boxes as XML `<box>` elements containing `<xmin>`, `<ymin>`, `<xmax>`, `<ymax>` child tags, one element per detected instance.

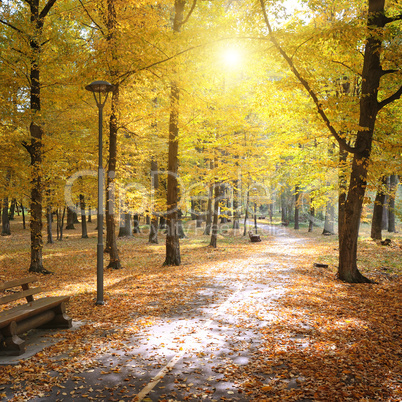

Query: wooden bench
<box><xmin>249</xmin><ymin>231</ymin><xmax>261</xmax><ymax>242</ymax></box>
<box><xmin>0</xmin><ymin>276</ymin><xmax>72</xmax><ymax>355</ymax></box>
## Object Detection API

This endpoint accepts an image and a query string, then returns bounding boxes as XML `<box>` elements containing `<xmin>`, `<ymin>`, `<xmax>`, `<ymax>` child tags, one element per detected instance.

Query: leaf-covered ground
<box><xmin>0</xmin><ymin>218</ymin><xmax>401</xmax><ymax>401</ymax></box>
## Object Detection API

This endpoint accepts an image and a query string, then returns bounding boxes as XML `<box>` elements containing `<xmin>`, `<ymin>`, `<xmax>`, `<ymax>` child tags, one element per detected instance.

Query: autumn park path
<box><xmin>32</xmin><ymin>228</ymin><xmax>303</xmax><ymax>402</ymax></box>
<box><xmin>3</xmin><ymin>229</ymin><xmax>313</xmax><ymax>402</ymax></box>
<box><xmin>128</xmin><ymin>229</ymin><xmax>301</xmax><ymax>402</ymax></box>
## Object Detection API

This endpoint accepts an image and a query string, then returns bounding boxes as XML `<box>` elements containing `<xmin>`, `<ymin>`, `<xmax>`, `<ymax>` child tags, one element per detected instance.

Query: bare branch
<box><xmin>380</xmin><ymin>68</ymin><xmax>399</xmax><ymax>77</ymax></box>
<box><xmin>78</xmin><ymin>0</ymin><xmax>105</xmax><ymax>36</ymax></box>
<box><xmin>290</xmin><ymin>36</ymin><xmax>315</xmax><ymax>60</ymax></box>
<box><xmin>39</xmin><ymin>0</ymin><xmax>57</xmax><ymax>20</ymax></box>
<box><xmin>119</xmin><ymin>43</ymin><xmax>205</xmax><ymax>84</ymax></box>
<box><xmin>180</xmin><ymin>0</ymin><xmax>197</xmax><ymax>26</ymax></box>
<box><xmin>378</xmin><ymin>85</ymin><xmax>402</xmax><ymax>110</ymax></box>
<box><xmin>41</xmin><ymin>39</ymin><xmax>51</xmax><ymax>47</ymax></box>
<box><xmin>331</xmin><ymin>59</ymin><xmax>362</xmax><ymax>77</ymax></box>
<box><xmin>259</xmin><ymin>0</ymin><xmax>356</xmax><ymax>154</ymax></box>
<box><xmin>21</xmin><ymin>140</ymin><xmax>34</xmax><ymax>157</ymax></box>
<box><xmin>384</xmin><ymin>13</ymin><xmax>402</xmax><ymax>24</ymax></box>
<box><xmin>11</xmin><ymin>47</ymin><xmax>28</xmax><ymax>57</ymax></box>
<box><xmin>0</xmin><ymin>19</ymin><xmax>26</xmax><ymax>35</ymax></box>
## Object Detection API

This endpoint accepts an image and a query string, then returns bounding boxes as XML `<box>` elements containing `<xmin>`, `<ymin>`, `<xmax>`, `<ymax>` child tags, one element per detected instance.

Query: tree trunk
<box><xmin>88</xmin><ymin>206</ymin><xmax>92</xmax><ymax>223</ymax></box>
<box><xmin>164</xmin><ymin>80</ymin><xmax>181</xmax><ymax>265</ymax></box>
<box><xmin>210</xmin><ymin>182</ymin><xmax>221</xmax><ymax>248</ymax></box>
<box><xmin>243</xmin><ymin>190</ymin><xmax>250</xmax><ymax>236</ymax></box>
<box><xmin>149</xmin><ymin>215</ymin><xmax>158</xmax><ymax>242</ymax></box>
<box><xmin>73</xmin><ymin>205</ymin><xmax>79</xmax><ymax>224</ymax></box>
<box><xmin>232</xmin><ymin>180</ymin><xmax>240</xmax><ymax>230</ymax></box>
<box><xmin>21</xmin><ymin>202</ymin><xmax>26</xmax><ymax>230</ymax></box>
<box><xmin>253</xmin><ymin>202</ymin><xmax>257</xmax><ymax>234</ymax></box>
<box><xmin>308</xmin><ymin>197</ymin><xmax>314</xmax><ymax>233</ymax></box>
<box><xmin>19</xmin><ymin>0</ymin><xmax>55</xmax><ymax>274</ymax></box>
<box><xmin>66</xmin><ymin>207</ymin><xmax>75</xmax><ymax>229</ymax></box>
<box><xmin>381</xmin><ymin>176</ymin><xmax>390</xmax><ymax>230</ymax></box>
<box><xmin>294</xmin><ymin>186</ymin><xmax>300</xmax><ymax>230</ymax></box>
<box><xmin>190</xmin><ymin>199</ymin><xmax>197</xmax><ymax>221</ymax></box>
<box><xmin>8</xmin><ymin>199</ymin><xmax>16</xmax><ymax>220</ymax></box>
<box><xmin>338</xmin><ymin>148</ymin><xmax>348</xmax><ymax>235</ymax></box>
<box><xmin>323</xmin><ymin>200</ymin><xmax>335</xmax><ymax>235</ymax></box>
<box><xmin>204</xmin><ymin>184</ymin><xmax>213</xmax><ymax>235</ymax></box>
<box><xmin>163</xmin><ymin>0</ymin><xmax>186</xmax><ymax>266</ymax></box>
<box><xmin>220</xmin><ymin>184</ymin><xmax>227</xmax><ymax>224</ymax></box>
<box><xmin>80</xmin><ymin>194</ymin><xmax>88</xmax><ymax>239</ymax></box>
<box><xmin>56</xmin><ymin>207</ymin><xmax>65</xmax><ymax>241</ymax></box>
<box><xmin>269</xmin><ymin>199</ymin><xmax>273</xmax><ymax>224</ymax></box>
<box><xmin>388</xmin><ymin>174</ymin><xmax>398</xmax><ymax>233</ymax></box>
<box><xmin>104</xmin><ymin>0</ymin><xmax>122</xmax><ymax>270</ymax></box>
<box><xmin>47</xmin><ymin>205</ymin><xmax>53</xmax><ymax>244</ymax></box>
<box><xmin>1</xmin><ymin>198</ymin><xmax>11</xmax><ymax>236</ymax></box>
<box><xmin>196</xmin><ymin>200</ymin><xmax>203</xmax><ymax>228</ymax></box>
<box><xmin>371</xmin><ymin>177</ymin><xmax>386</xmax><ymax>240</ymax></box>
<box><xmin>27</xmin><ymin>122</ymin><xmax>49</xmax><ymax>273</ymax></box>
<box><xmin>133</xmin><ymin>214</ymin><xmax>141</xmax><ymax>233</ymax></box>
<box><xmin>280</xmin><ymin>190</ymin><xmax>289</xmax><ymax>226</ymax></box>
<box><xmin>118</xmin><ymin>213</ymin><xmax>132</xmax><ymax>237</ymax></box>
<box><xmin>178</xmin><ymin>209</ymin><xmax>186</xmax><ymax>239</ymax></box>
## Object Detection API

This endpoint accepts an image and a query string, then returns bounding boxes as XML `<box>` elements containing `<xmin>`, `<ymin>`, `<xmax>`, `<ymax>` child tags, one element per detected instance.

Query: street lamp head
<box><xmin>85</xmin><ymin>80</ymin><xmax>115</xmax><ymax>93</ymax></box>
<box><xmin>86</xmin><ymin>80</ymin><xmax>115</xmax><ymax>108</ymax></box>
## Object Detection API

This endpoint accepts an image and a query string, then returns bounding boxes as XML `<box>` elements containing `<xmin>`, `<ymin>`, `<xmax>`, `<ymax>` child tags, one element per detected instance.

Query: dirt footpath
<box><xmin>2</xmin><ymin>229</ymin><xmax>305</xmax><ymax>402</ymax></box>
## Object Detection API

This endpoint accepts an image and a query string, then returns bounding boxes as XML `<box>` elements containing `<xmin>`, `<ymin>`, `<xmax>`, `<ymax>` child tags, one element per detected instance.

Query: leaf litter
<box><xmin>0</xmin><ymin>222</ymin><xmax>401</xmax><ymax>401</ymax></box>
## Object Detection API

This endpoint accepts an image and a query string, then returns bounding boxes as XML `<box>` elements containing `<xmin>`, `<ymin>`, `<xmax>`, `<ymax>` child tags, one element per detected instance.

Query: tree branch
<box><xmin>21</xmin><ymin>140</ymin><xmax>33</xmax><ymax>156</ymax></box>
<box><xmin>180</xmin><ymin>0</ymin><xmax>197</xmax><ymax>26</ymax></box>
<box><xmin>78</xmin><ymin>0</ymin><xmax>105</xmax><ymax>36</ymax></box>
<box><xmin>39</xmin><ymin>0</ymin><xmax>58</xmax><ymax>20</ymax></box>
<box><xmin>259</xmin><ymin>0</ymin><xmax>356</xmax><ymax>154</ymax></box>
<box><xmin>384</xmin><ymin>13</ymin><xmax>402</xmax><ymax>24</ymax></box>
<box><xmin>119</xmin><ymin>43</ymin><xmax>205</xmax><ymax>84</ymax></box>
<box><xmin>331</xmin><ymin>59</ymin><xmax>362</xmax><ymax>77</ymax></box>
<box><xmin>378</xmin><ymin>85</ymin><xmax>402</xmax><ymax>110</ymax></box>
<box><xmin>380</xmin><ymin>68</ymin><xmax>399</xmax><ymax>77</ymax></box>
<box><xmin>41</xmin><ymin>39</ymin><xmax>51</xmax><ymax>47</ymax></box>
<box><xmin>290</xmin><ymin>35</ymin><xmax>315</xmax><ymax>60</ymax></box>
<box><xmin>0</xmin><ymin>19</ymin><xmax>26</xmax><ymax>35</ymax></box>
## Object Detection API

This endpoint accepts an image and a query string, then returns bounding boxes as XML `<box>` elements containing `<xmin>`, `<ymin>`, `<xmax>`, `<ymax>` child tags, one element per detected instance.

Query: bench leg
<box><xmin>0</xmin><ymin>321</ymin><xmax>26</xmax><ymax>356</ymax></box>
<box><xmin>38</xmin><ymin>302</ymin><xmax>72</xmax><ymax>329</ymax></box>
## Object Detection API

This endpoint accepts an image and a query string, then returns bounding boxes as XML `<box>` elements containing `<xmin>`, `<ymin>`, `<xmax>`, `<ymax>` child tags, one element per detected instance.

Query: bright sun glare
<box><xmin>223</xmin><ymin>49</ymin><xmax>241</xmax><ymax>67</ymax></box>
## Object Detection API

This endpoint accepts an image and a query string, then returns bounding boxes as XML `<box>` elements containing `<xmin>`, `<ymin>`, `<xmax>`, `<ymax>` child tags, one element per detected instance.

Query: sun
<box><xmin>222</xmin><ymin>48</ymin><xmax>241</xmax><ymax>67</ymax></box>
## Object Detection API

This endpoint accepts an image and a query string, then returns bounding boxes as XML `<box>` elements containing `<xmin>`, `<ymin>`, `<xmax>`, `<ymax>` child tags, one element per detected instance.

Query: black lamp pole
<box><xmin>85</xmin><ymin>80</ymin><xmax>114</xmax><ymax>305</ymax></box>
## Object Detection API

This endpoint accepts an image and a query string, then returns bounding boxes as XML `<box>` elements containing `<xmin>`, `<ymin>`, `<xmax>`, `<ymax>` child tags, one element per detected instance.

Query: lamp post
<box><xmin>85</xmin><ymin>80</ymin><xmax>114</xmax><ymax>305</ymax></box>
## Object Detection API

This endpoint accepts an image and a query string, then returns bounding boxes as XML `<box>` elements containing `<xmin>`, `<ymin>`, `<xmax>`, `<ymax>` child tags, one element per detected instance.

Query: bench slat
<box><xmin>0</xmin><ymin>296</ymin><xmax>70</xmax><ymax>329</ymax></box>
<box><xmin>0</xmin><ymin>287</ymin><xmax>43</xmax><ymax>305</ymax></box>
<box><xmin>0</xmin><ymin>276</ymin><xmax>37</xmax><ymax>291</ymax></box>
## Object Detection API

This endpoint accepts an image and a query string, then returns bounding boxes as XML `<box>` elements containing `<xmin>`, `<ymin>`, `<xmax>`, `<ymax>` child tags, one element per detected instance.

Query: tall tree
<box><xmin>164</xmin><ymin>0</ymin><xmax>187</xmax><ymax>266</ymax></box>
<box><xmin>104</xmin><ymin>0</ymin><xmax>121</xmax><ymax>269</ymax></box>
<box><xmin>2</xmin><ymin>0</ymin><xmax>59</xmax><ymax>273</ymax></box>
<box><xmin>259</xmin><ymin>0</ymin><xmax>402</xmax><ymax>282</ymax></box>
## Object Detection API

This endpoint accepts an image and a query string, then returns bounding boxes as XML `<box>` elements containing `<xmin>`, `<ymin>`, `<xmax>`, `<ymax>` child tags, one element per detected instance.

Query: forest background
<box><xmin>0</xmin><ymin>0</ymin><xmax>401</xmax><ymax>283</ymax></box>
